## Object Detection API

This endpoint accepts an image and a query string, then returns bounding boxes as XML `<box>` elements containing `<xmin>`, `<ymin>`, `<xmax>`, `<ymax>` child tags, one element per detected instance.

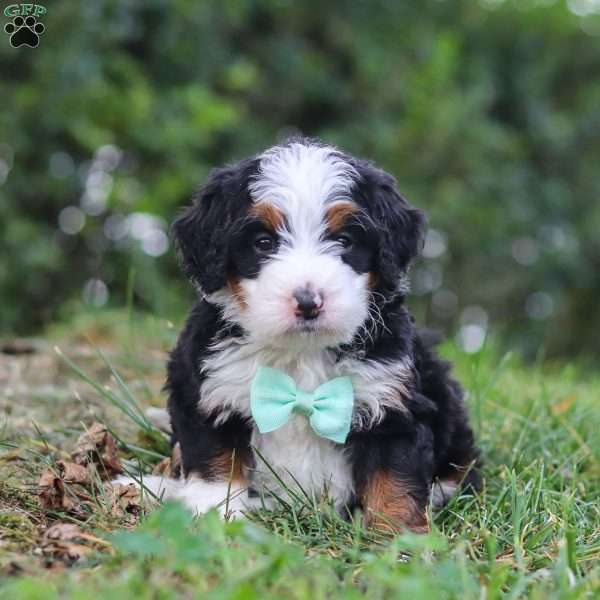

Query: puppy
<box><xmin>130</xmin><ymin>139</ymin><xmax>480</xmax><ymax>533</ymax></box>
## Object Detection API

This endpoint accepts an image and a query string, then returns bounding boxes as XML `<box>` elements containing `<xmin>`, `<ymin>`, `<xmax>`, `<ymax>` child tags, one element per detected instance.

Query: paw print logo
<box><xmin>4</xmin><ymin>15</ymin><xmax>45</xmax><ymax>48</ymax></box>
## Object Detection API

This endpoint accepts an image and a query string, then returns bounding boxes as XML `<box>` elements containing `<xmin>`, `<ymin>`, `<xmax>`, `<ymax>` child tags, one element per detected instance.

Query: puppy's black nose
<box><xmin>293</xmin><ymin>287</ymin><xmax>323</xmax><ymax>320</ymax></box>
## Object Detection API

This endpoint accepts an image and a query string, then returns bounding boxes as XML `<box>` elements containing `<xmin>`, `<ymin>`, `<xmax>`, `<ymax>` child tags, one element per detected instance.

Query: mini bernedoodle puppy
<box><xmin>125</xmin><ymin>138</ymin><xmax>480</xmax><ymax>533</ymax></box>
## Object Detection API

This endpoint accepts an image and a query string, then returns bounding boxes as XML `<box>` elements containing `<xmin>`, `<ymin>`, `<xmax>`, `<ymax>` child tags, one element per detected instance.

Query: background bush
<box><xmin>1</xmin><ymin>0</ymin><xmax>599</xmax><ymax>358</ymax></box>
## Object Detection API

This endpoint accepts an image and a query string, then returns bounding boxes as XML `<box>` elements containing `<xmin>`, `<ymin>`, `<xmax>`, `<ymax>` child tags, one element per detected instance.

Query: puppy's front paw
<box><xmin>168</xmin><ymin>478</ymin><xmax>251</xmax><ymax>520</ymax></box>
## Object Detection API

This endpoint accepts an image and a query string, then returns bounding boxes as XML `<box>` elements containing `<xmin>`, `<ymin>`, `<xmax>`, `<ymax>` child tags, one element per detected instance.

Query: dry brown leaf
<box><xmin>58</xmin><ymin>542</ymin><xmax>92</xmax><ymax>561</ymax></box>
<box><xmin>72</xmin><ymin>422</ymin><xmax>106</xmax><ymax>456</ymax></box>
<box><xmin>44</xmin><ymin>522</ymin><xmax>83</xmax><ymax>542</ymax></box>
<box><xmin>38</xmin><ymin>469</ymin><xmax>77</xmax><ymax>512</ymax></box>
<box><xmin>71</xmin><ymin>422</ymin><xmax>123</xmax><ymax>478</ymax></box>
<box><xmin>152</xmin><ymin>442</ymin><xmax>181</xmax><ymax>478</ymax></box>
<box><xmin>38</xmin><ymin>466</ymin><xmax>90</xmax><ymax>515</ymax></box>
<box><xmin>104</xmin><ymin>481</ymin><xmax>142</xmax><ymax>518</ymax></box>
<box><xmin>551</xmin><ymin>393</ymin><xmax>577</xmax><ymax>415</ymax></box>
<box><xmin>43</xmin><ymin>541</ymin><xmax>92</xmax><ymax>562</ymax></box>
<box><xmin>43</xmin><ymin>522</ymin><xmax>112</xmax><ymax>551</ymax></box>
<box><xmin>38</xmin><ymin>469</ymin><xmax>57</xmax><ymax>488</ymax></box>
<box><xmin>56</xmin><ymin>460</ymin><xmax>90</xmax><ymax>484</ymax></box>
<box><xmin>151</xmin><ymin>456</ymin><xmax>172</xmax><ymax>476</ymax></box>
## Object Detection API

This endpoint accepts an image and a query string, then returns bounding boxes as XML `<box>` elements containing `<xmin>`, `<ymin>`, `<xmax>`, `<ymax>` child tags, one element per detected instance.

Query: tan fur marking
<box><xmin>363</xmin><ymin>471</ymin><xmax>429</xmax><ymax>534</ymax></box>
<box><xmin>326</xmin><ymin>201</ymin><xmax>357</xmax><ymax>232</ymax></box>
<box><xmin>170</xmin><ymin>443</ymin><xmax>182</xmax><ymax>478</ymax></box>
<box><xmin>250</xmin><ymin>202</ymin><xmax>285</xmax><ymax>231</ymax></box>
<box><xmin>211</xmin><ymin>448</ymin><xmax>246</xmax><ymax>483</ymax></box>
<box><xmin>368</xmin><ymin>272</ymin><xmax>378</xmax><ymax>289</ymax></box>
<box><xmin>228</xmin><ymin>277</ymin><xmax>247</xmax><ymax>310</ymax></box>
<box><xmin>151</xmin><ymin>442</ymin><xmax>182</xmax><ymax>478</ymax></box>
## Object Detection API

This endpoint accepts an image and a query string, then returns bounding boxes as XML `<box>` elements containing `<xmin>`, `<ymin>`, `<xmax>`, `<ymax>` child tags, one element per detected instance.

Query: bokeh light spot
<box><xmin>141</xmin><ymin>229</ymin><xmax>169</xmax><ymax>257</ymax></box>
<box><xmin>412</xmin><ymin>264</ymin><xmax>443</xmax><ymax>295</ymax></box>
<box><xmin>512</xmin><ymin>237</ymin><xmax>540</xmax><ymax>266</ymax></box>
<box><xmin>431</xmin><ymin>289</ymin><xmax>458</xmax><ymax>318</ymax></box>
<box><xmin>58</xmin><ymin>206</ymin><xmax>85</xmax><ymax>235</ymax></box>
<box><xmin>0</xmin><ymin>159</ymin><xmax>10</xmax><ymax>185</ymax></box>
<box><xmin>457</xmin><ymin>324</ymin><xmax>486</xmax><ymax>354</ymax></box>
<box><xmin>49</xmin><ymin>152</ymin><xmax>75</xmax><ymax>179</ymax></box>
<box><xmin>460</xmin><ymin>305</ymin><xmax>489</xmax><ymax>328</ymax></box>
<box><xmin>568</xmin><ymin>0</ymin><xmax>600</xmax><ymax>17</ymax></box>
<box><xmin>526</xmin><ymin>291</ymin><xmax>554</xmax><ymax>320</ymax></box>
<box><xmin>103</xmin><ymin>214</ymin><xmax>130</xmax><ymax>241</ymax></box>
<box><xmin>82</xmin><ymin>278</ymin><xmax>109</xmax><ymax>306</ymax></box>
<box><xmin>422</xmin><ymin>229</ymin><xmax>447</xmax><ymax>259</ymax></box>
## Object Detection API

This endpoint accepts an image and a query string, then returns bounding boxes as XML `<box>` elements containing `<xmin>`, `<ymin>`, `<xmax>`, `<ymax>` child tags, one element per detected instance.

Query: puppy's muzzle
<box><xmin>293</xmin><ymin>287</ymin><xmax>324</xmax><ymax>321</ymax></box>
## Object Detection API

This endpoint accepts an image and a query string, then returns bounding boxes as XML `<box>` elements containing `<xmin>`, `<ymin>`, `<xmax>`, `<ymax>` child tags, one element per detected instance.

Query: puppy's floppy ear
<box><xmin>375</xmin><ymin>181</ymin><xmax>426</xmax><ymax>290</ymax></box>
<box><xmin>171</xmin><ymin>161</ymin><xmax>256</xmax><ymax>294</ymax></box>
<box><xmin>354</xmin><ymin>163</ymin><xmax>426</xmax><ymax>293</ymax></box>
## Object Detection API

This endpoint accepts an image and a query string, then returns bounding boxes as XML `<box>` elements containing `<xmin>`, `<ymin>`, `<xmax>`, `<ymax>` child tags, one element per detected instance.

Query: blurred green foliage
<box><xmin>1</xmin><ymin>0</ymin><xmax>599</xmax><ymax>357</ymax></box>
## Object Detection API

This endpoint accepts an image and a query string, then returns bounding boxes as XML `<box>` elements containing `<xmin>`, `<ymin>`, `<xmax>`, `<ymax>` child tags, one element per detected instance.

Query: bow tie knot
<box><xmin>250</xmin><ymin>366</ymin><xmax>354</xmax><ymax>444</ymax></box>
<box><xmin>293</xmin><ymin>389</ymin><xmax>315</xmax><ymax>417</ymax></box>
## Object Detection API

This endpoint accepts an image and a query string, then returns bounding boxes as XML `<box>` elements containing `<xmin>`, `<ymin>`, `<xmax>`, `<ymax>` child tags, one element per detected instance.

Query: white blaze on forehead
<box><xmin>248</xmin><ymin>142</ymin><xmax>358</xmax><ymax>243</ymax></box>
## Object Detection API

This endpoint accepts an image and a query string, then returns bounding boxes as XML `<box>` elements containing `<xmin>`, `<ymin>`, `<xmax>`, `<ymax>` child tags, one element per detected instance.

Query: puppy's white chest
<box><xmin>249</xmin><ymin>418</ymin><xmax>353</xmax><ymax>508</ymax></box>
<box><xmin>248</xmin><ymin>352</ymin><xmax>353</xmax><ymax>507</ymax></box>
<box><xmin>201</xmin><ymin>343</ymin><xmax>354</xmax><ymax>506</ymax></box>
<box><xmin>199</xmin><ymin>340</ymin><xmax>411</xmax><ymax>506</ymax></box>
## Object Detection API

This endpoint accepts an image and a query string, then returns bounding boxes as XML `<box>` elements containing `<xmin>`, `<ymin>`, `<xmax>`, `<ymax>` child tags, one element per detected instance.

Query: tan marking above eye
<box><xmin>326</xmin><ymin>201</ymin><xmax>358</xmax><ymax>232</ymax></box>
<box><xmin>249</xmin><ymin>203</ymin><xmax>285</xmax><ymax>231</ymax></box>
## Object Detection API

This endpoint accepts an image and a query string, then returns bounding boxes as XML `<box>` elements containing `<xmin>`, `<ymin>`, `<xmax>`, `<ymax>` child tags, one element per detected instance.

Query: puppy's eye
<box><xmin>254</xmin><ymin>234</ymin><xmax>275</xmax><ymax>253</ymax></box>
<box><xmin>334</xmin><ymin>234</ymin><xmax>353</xmax><ymax>249</ymax></box>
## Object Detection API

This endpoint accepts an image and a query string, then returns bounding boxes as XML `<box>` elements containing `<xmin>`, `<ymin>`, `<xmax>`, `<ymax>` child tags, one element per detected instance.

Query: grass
<box><xmin>0</xmin><ymin>308</ymin><xmax>599</xmax><ymax>599</ymax></box>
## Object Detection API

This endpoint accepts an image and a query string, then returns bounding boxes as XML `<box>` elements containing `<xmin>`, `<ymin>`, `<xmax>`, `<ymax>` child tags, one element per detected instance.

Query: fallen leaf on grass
<box><xmin>38</xmin><ymin>464</ymin><xmax>91</xmax><ymax>514</ymax></box>
<box><xmin>42</xmin><ymin>539</ymin><xmax>92</xmax><ymax>563</ymax></box>
<box><xmin>41</xmin><ymin>522</ymin><xmax>112</xmax><ymax>564</ymax></box>
<box><xmin>71</xmin><ymin>422</ymin><xmax>123</xmax><ymax>478</ymax></box>
<box><xmin>44</xmin><ymin>522</ymin><xmax>83</xmax><ymax>541</ymax></box>
<box><xmin>152</xmin><ymin>442</ymin><xmax>181</xmax><ymax>478</ymax></box>
<box><xmin>50</xmin><ymin>542</ymin><xmax>92</xmax><ymax>561</ymax></box>
<box><xmin>103</xmin><ymin>481</ymin><xmax>142</xmax><ymax>518</ymax></box>
<box><xmin>56</xmin><ymin>460</ymin><xmax>90</xmax><ymax>484</ymax></box>
<box><xmin>551</xmin><ymin>393</ymin><xmax>577</xmax><ymax>415</ymax></box>
<box><xmin>38</xmin><ymin>469</ymin><xmax>77</xmax><ymax>512</ymax></box>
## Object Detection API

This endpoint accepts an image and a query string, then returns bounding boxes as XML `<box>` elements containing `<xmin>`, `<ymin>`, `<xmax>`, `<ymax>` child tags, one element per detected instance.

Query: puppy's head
<box><xmin>173</xmin><ymin>140</ymin><xmax>425</xmax><ymax>349</ymax></box>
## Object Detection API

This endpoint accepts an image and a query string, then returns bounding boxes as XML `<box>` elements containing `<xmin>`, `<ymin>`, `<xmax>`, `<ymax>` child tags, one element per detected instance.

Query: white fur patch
<box><xmin>113</xmin><ymin>475</ymin><xmax>254</xmax><ymax>519</ymax></box>
<box><xmin>430</xmin><ymin>479</ymin><xmax>460</xmax><ymax>509</ymax></box>
<box><xmin>337</xmin><ymin>355</ymin><xmax>413</xmax><ymax>428</ymax></box>
<box><xmin>232</xmin><ymin>253</ymin><xmax>370</xmax><ymax>349</ymax></box>
<box><xmin>249</xmin><ymin>142</ymin><xmax>358</xmax><ymax>245</ymax></box>
<box><xmin>198</xmin><ymin>337</ymin><xmax>412</xmax><ymax>508</ymax></box>
<box><xmin>200</xmin><ymin>338</ymin><xmax>411</xmax><ymax>427</ymax></box>
<box><xmin>210</xmin><ymin>142</ymin><xmax>369</xmax><ymax>349</ymax></box>
<box><xmin>250</xmin><ymin>410</ymin><xmax>354</xmax><ymax>510</ymax></box>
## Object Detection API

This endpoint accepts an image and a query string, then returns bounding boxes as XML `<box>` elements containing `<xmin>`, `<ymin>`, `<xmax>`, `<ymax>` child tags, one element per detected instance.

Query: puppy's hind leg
<box><xmin>113</xmin><ymin>451</ymin><xmax>253</xmax><ymax>519</ymax></box>
<box><xmin>351</xmin><ymin>425</ymin><xmax>434</xmax><ymax>534</ymax></box>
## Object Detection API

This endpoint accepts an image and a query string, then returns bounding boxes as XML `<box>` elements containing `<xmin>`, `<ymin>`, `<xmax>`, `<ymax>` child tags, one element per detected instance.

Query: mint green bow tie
<box><xmin>250</xmin><ymin>366</ymin><xmax>354</xmax><ymax>444</ymax></box>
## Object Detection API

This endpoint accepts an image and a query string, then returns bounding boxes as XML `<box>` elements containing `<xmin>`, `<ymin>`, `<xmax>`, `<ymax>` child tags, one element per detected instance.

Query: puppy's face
<box><xmin>223</xmin><ymin>145</ymin><xmax>378</xmax><ymax>348</ymax></box>
<box><xmin>173</xmin><ymin>141</ymin><xmax>424</xmax><ymax>349</ymax></box>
